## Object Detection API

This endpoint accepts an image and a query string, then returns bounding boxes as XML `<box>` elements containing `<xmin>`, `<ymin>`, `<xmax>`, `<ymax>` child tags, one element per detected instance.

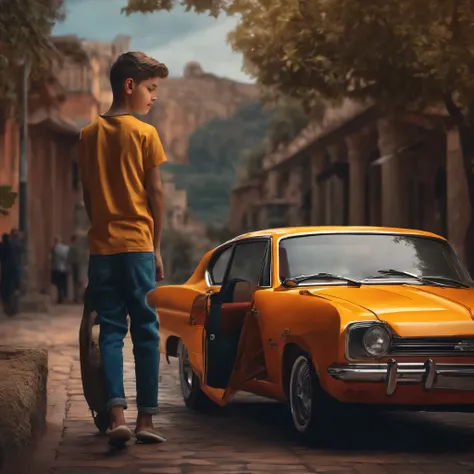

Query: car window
<box><xmin>226</xmin><ymin>240</ymin><xmax>268</xmax><ymax>284</ymax></box>
<box><xmin>259</xmin><ymin>245</ymin><xmax>271</xmax><ymax>286</ymax></box>
<box><xmin>209</xmin><ymin>246</ymin><xmax>233</xmax><ymax>285</ymax></box>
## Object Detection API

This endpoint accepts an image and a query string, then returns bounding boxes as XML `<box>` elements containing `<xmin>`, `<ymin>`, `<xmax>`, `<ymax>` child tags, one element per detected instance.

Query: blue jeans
<box><xmin>87</xmin><ymin>252</ymin><xmax>159</xmax><ymax>415</ymax></box>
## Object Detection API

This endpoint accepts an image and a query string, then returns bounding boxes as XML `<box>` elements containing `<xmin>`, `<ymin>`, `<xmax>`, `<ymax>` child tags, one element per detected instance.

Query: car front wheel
<box><xmin>289</xmin><ymin>354</ymin><xmax>333</xmax><ymax>439</ymax></box>
<box><xmin>178</xmin><ymin>341</ymin><xmax>216</xmax><ymax>411</ymax></box>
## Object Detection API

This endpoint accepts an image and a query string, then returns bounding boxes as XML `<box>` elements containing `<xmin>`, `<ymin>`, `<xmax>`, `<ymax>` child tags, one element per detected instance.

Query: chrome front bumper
<box><xmin>327</xmin><ymin>359</ymin><xmax>474</xmax><ymax>396</ymax></box>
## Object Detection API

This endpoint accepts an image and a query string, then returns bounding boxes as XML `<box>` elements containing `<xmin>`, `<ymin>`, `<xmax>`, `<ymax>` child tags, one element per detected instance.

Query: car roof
<box><xmin>227</xmin><ymin>226</ymin><xmax>446</xmax><ymax>243</ymax></box>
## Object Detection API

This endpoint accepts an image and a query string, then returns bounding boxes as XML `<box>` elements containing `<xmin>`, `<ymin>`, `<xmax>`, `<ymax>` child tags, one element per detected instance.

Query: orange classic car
<box><xmin>147</xmin><ymin>226</ymin><xmax>474</xmax><ymax>437</ymax></box>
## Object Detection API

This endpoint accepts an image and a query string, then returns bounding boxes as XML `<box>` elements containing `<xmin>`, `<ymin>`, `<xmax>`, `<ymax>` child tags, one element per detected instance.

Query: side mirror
<box><xmin>281</xmin><ymin>278</ymin><xmax>298</xmax><ymax>288</ymax></box>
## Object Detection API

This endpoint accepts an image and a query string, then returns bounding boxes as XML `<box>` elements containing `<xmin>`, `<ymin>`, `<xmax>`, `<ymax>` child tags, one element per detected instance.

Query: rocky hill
<box><xmin>164</xmin><ymin>101</ymin><xmax>275</xmax><ymax>224</ymax></box>
<box><xmin>144</xmin><ymin>62</ymin><xmax>260</xmax><ymax>163</ymax></box>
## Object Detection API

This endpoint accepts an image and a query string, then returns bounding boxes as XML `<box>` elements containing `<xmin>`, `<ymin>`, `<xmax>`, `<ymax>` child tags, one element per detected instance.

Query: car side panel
<box><xmin>148</xmin><ymin>283</ymin><xmax>229</xmax><ymax>406</ymax></box>
<box><xmin>149</xmin><ymin>284</ymin><xmax>206</xmax><ymax>375</ymax></box>
<box><xmin>255</xmin><ymin>289</ymin><xmax>343</xmax><ymax>399</ymax></box>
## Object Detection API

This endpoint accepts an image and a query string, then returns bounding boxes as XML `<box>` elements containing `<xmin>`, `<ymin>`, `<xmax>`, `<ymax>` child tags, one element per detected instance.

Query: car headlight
<box><xmin>345</xmin><ymin>322</ymin><xmax>392</xmax><ymax>359</ymax></box>
<box><xmin>362</xmin><ymin>325</ymin><xmax>391</xmax><ymax>356</ymax></box>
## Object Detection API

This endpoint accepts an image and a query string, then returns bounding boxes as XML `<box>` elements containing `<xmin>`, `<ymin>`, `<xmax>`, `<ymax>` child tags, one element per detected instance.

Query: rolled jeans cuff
<box><xmin>107</xmin><ymin>398</ymin><xmax>128</xmax><ymax>411</ymax></box>
<box><xmin>138</xmin><ymin>406</ymin><xmax>159</xmax><ymax>415</ymax></box>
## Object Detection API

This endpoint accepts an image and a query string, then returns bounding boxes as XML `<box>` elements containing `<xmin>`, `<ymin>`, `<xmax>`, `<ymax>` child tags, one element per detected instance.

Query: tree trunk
<box><xmin>444</xmin><ymin>93</ymin><xmax>474</xmax><ymax>276</ymax></box>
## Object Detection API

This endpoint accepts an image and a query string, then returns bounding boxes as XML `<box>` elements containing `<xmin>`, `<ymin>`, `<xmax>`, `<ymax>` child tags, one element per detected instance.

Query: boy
<box><xmin>78</xmin><ymin>52</ymin><xmax>168</xmax><ymax>445</ymax></box>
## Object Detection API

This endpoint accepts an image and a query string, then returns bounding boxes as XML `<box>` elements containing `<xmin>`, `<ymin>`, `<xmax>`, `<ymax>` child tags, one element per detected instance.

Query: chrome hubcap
<box><xmin>179</xmin><ymin>344</ymin><xmax>194</xmax><ymax>397</ymax></box>
<box><xmin>291</xmin><ymin>358</ymin><xmax>313</xmax><ymax>430</ymax></box>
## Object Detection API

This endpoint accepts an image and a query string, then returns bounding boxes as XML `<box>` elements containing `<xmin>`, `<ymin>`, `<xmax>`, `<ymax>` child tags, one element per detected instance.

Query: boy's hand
<box><xmin>155</xmin><ymin>250</ymin><xmax>164</xmax><ymax>281</ymax></box>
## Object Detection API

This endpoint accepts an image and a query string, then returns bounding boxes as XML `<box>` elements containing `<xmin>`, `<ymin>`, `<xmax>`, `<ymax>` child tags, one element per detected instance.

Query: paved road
<box><xmin>2</xmin><ymin>306</ymin><xmax>474</xmax><ymax>474</ymax></box>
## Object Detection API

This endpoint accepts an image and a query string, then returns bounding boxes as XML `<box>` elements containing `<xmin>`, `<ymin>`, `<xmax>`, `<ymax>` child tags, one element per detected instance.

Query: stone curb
<box><xmin>0</xmin><ymin>346</ymin><xmax>48</xmax><ymax>472</ymax></box>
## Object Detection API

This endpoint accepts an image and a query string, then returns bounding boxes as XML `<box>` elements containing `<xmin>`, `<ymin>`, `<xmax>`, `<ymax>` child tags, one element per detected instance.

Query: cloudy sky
<box><xmin>53</xmin><ymin>0</ymin><xmax>252</xmax><ymax>83</ymax></box>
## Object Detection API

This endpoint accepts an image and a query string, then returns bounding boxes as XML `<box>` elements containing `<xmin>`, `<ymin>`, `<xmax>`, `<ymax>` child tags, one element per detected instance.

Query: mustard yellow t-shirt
<box><xmin>78</xmin><ymin>115</ymin><xmax>166</xmax><ymax>255</ymax></box>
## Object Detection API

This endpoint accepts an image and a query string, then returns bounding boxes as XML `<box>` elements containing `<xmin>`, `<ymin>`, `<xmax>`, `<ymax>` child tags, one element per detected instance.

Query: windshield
<box><xmin>278</xmin><ymin>233</ymin><xmax>473</xmax><ymax>286</ymax></box>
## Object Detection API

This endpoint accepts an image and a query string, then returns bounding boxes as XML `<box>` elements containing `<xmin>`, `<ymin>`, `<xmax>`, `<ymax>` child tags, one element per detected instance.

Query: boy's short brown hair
<box><xmin>109</xmin><ymin>52</ymin><xmax>169</xmax><ymax>99</ymax></box>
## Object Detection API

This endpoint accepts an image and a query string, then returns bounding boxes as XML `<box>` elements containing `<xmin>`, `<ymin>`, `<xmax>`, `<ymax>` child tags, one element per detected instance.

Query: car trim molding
<box><xmin>328</xmin><ymin>360</ymin><xmax>474</xmax><ymax>396</ymax></box>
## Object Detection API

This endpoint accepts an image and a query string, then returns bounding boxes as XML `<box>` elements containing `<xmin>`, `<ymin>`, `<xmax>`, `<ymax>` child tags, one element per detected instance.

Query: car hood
<box><xmin>309</xmin><ymin>285</ymin><xmax>474</xmax><ymax>324</ymax></box>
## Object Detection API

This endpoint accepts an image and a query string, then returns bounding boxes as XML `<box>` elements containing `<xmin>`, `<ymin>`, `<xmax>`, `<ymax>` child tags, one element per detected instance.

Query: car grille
<box><xmin>390</xmin><ymin>336</ymin><xmax>474</xmax><ymax>356</ymax></box>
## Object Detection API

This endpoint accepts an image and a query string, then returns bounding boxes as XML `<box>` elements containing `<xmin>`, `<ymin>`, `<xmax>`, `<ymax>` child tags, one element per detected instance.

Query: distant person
<box><xmin>78</xmin><ymin>52</ymin><xmax>168</xmax><ymax>445</ymax></box>
<box><xmin>0</xmin><ymin>233</ymin><xmax>15</xmax><ymax>315</ymax></box>
<box><xmin>9</xmin><ymin>228</ymin><xmax>22</xmax><ymax>298</ymax></box>
<box><xmin>50</xmin><ymin>236</ymin><xmax>69</xmax><ymax>303</ymax></box>
<box><xmin>68</xmin><ymin>234</ymin><xmax>82</xmax><ymax>303</ymax></box>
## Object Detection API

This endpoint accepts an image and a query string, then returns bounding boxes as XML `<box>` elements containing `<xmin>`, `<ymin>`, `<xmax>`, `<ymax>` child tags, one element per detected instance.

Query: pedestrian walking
<box><xmin>78</xmin><ymin>52</ymin><xmax>168</xmax><ymax>445</ymax></box>
<box><xmin>50</xmin><ymin>236</ymin><xmax>70</xmax><ymax>303</ymax></box>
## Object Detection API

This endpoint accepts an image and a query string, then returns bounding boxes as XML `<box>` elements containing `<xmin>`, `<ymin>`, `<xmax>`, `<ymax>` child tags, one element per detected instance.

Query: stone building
<box><xmin>81</xmin><ymin>35</ymin><xmax>131</xmax><ymax>113</ymax></box>
<box><xmin>229</xmin><ymin>99</ymin><xmax>469</xmax><ymax>263</ymax></box>
<box><xmin>54</xmin><ymin>35</ymin><xmax>131</xmax><ymax>126</ymax></box>
<box><xmin>0</xmin><ymin>36</ymin><xmax>85</xmax><ymax>297</ymax></box>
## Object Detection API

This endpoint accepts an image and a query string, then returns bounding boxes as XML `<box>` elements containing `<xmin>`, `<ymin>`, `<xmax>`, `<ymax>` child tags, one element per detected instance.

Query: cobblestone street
<box><xmin>2</xmin><ymin>306</ymin><xmax>474</xmax><ymax>474</ymax></box>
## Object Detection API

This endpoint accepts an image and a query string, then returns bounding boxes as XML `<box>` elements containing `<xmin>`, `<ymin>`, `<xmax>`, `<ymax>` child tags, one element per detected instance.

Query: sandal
<box><xmin>135</xmin><ymin>428</ymin><xmax>166</xmax><ymax>444</ymax></box>
<box><xmin>107</xmin><ymin>425</ymin><xmax>132</xmax><ymax>446</ymax></box>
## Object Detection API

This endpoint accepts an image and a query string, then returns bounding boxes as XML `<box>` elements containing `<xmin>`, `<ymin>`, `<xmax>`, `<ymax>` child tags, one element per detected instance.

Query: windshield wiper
<box><xmin>282</xmin><ymin>272</ymin><xmax>361</xmax><ymax>288</ymax></box>
<box><xmin>420</xmin><ymin>275</ymin><xmax>471</xmax><ymax>288</ymax></box>
<box><xmin>375</xmin><ymin>269</ymin><xmax>425</xmax><ymax>282</ymax></box>
<box><xmin>371</xmin><ymin>269</ymin><xmax>469</xmax><ymax>288</ymax></box>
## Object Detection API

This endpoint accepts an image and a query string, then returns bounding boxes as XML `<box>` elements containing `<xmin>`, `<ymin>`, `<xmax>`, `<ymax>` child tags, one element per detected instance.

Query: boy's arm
<box><xmin>146</xmin><ymin>167</ymin><xmax>165</xmax><ymax>250</ymax></box>
<box><xmin>144</xmin><ymin>128</ymin><xmax>167</xmax><ymax>253</ymax></box>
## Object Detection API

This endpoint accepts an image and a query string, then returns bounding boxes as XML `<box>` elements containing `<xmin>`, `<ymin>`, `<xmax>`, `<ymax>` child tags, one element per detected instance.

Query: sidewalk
<box><xmin>2</xmin><ymin>306</ymin><xmax>474</xmax><ymax>474</ymax></box>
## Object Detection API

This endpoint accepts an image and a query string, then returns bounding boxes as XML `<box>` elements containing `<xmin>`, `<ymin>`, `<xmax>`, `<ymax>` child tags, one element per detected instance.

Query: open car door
<box><xmin>203</xmin><ymin>279</ymin><xmax>267</xmax><ymax>399</ymax></box>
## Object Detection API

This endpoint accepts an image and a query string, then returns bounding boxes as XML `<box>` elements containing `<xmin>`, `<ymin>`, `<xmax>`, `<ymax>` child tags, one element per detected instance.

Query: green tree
<box><xmin>0</xmin><ymin>186</ymin><xmax>17</xmax><ymax>216</ymax></box>
<box><xmin>236</xmin><ymin>99</ymin><xmax>313</xmax><ymax>183</ymax></box>
<box><xmin>266</xmin><ymin>100</ymin><xmax>311</xmax><ymax>151</ymax></box>
<box><xmin>0</xmin><ymin>0</ymin><xmax>86</xmax><ymax>105</ymax></box>
<box><xmin>123</xmin><ymin>0</ymin><xmax>474</xmax><ymax>274</ymax></box>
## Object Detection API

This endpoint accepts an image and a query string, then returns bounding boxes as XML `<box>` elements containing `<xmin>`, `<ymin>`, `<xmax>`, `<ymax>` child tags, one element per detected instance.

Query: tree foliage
<box><xmin>0</xmin><ymin>186</ymin><xmax>17</xmax><ymax>216</ymax></box>
<box><xmin>238</xmin><ymin>99</ymin><xmax>311</xmax><ymax>182</ymax></box>
<box><xmin>122</xmin><ymin>0</ymin><xmax>228</xmax><ymax>17</ymax></box>
<box><xmin>227</xmin><ymin>0</ymin><xmax>474</xmax><ymax>114</ymax></box>
<box><xmin>266</xmin><ymin>99</ymin><xmax>312</xmax><ymax>150</ymax></box>
<box><xmin>0</xmin><ymin>0</ymin><xmax>87</xmax><ymax>105</ymax></box>
<box><xmin>123</xmin><ymin>0</ymin><xmax>474</xmax><ymax>114</ymax></box>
